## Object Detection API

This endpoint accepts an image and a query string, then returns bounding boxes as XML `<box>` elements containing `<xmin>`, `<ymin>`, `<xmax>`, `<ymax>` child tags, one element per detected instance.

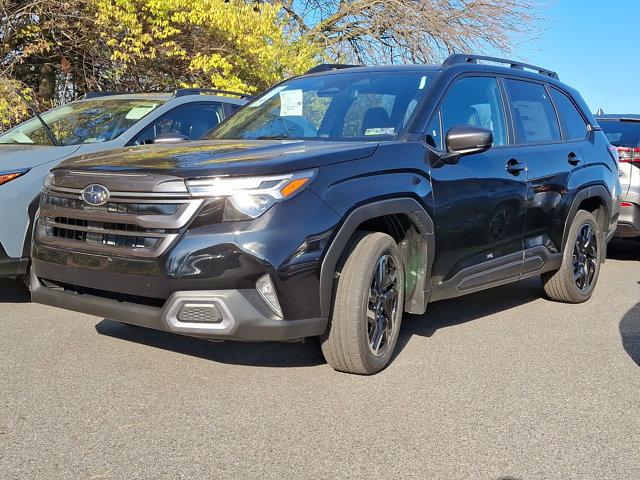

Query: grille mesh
<box><xmin>43</xmin><ymin>194</ymin><xmax>180</xmax><ymax>215</ymax></box>
<box><xmin>177</xmin><ymin>305</ymin><xmax>223</xmax><ymax>323</ymax></box>
<box><xmin>37</xmin><ymin>187</ymin><xmax>201</xmax><ymax>258</ymax></box>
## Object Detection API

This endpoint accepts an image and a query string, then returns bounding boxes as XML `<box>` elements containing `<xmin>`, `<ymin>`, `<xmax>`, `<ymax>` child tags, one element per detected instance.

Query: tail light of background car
<box><xmin>617</xmin><ymin>146</ymin><xmax>640</xmax><ymax>163</ymax></box>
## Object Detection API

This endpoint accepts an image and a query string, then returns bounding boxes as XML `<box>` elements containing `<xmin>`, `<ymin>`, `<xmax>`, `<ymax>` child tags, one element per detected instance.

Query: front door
<box><xmin>428</xmin><ymin>75</ymin><xmax>528</xmax><ymax>298</ymax></box>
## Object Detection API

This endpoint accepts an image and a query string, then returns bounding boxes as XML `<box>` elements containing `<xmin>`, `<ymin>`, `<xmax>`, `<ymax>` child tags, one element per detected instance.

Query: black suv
<box><xmin>31</xmin><ymin>55</ymin><xmax>621</xmax><ymax>374</ymax></box>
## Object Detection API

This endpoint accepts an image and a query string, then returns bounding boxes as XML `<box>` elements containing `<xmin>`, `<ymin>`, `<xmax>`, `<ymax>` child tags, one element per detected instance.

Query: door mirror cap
<box><xmin>153</xmin><ymin>132</ymin><xmax>191</xmax><ymax>144</ymax></box>
<box><xmin>445</xmin><ymin>125</ymin><xmax>494</xmax><ymax>157</ymax></box>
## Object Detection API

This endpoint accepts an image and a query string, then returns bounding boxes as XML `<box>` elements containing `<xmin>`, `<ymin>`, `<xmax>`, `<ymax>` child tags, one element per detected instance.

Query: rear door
<box><xmin>503</xmin><ymin>78</ymin><xmax>587</xmax><ymax>258</ymax></box>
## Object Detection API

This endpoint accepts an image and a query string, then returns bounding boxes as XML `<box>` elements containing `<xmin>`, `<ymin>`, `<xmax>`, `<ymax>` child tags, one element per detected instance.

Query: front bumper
<box><xmin>30</xmin><ymin>269</ymin><xmax>327</xmax><ymax>341</ymax></box>
<box><xmin>0</xmin><ymin>243</ymin><xmax>28</xmax><ymax>277</ymax></box>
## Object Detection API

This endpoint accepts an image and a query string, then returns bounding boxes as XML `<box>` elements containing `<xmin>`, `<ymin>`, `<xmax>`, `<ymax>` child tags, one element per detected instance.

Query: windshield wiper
<box><xmin>13</xmin><ymin>88</ymin><xmax>60</xmax><ymax>146</ymax></box>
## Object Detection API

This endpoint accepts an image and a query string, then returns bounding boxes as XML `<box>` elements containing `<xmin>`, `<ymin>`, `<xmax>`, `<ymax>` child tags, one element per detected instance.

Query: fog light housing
<box><xmin>256</xmin><ymin>274</ymin><xmax>283</xmax><ymax>318</ymax></box>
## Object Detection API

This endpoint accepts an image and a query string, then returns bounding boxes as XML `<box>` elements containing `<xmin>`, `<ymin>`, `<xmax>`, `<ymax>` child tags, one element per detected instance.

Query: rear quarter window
<box><xmin>549</xmin><ymin>88</ymin><xmax>588</xmax><ymax>140</ymax></box>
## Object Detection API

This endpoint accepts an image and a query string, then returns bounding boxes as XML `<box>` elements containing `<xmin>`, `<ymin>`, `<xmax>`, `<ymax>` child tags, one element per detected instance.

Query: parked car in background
<box><xmin>0</xmin><ymin>89</ymin><xmax>248</xmax><ymax>283</ymax></box>
<box><xmin>595</xmin><ymin>114</ymin><xmax>640</xmax><ymax>238</ymax></box>
<box><xmin>31</xmin><ymin>55</ymin><xmax>621</xmax><ymax>374</ymax></box>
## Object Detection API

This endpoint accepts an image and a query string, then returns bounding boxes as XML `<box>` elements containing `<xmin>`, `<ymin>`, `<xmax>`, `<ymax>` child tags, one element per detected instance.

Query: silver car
<box><xmin>0</xmin><ymin>90</ymin><xmax>248</xmax><ymax>282</ymax></box>
<box><xmin>597</xmin><ymin>114</ymin><xmax>640</xmax><ymax>238</ymax></box>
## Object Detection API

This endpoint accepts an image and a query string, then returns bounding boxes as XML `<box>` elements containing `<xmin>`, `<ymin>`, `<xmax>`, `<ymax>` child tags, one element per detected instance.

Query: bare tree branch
<box><xmin>270</xmin><ymin>0</ymin><xmax>545</xmax><ymax>64</ymax></box>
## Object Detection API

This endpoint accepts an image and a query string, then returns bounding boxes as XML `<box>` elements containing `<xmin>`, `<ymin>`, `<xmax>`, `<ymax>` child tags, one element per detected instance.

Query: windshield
<box><xmin>599</xmin><ymin>119</ymin><xmax>640</xmax><ymax>147</ymax></box>
<box><xmin>0</xmin><ymin>99</ymin><xmax>165</xmax><ymax>146</ymax></box>
<box><xmin>207</xmin><ymin>71</ymin><xmax>430</xmax><ymax>141</ymax></box>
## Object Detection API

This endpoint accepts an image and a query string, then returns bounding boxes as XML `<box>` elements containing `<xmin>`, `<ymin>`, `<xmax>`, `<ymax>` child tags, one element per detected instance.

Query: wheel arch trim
<box><xmin>562</xmin><ymin>184</ymin><xmax>612</xmax><ymax>251</ymax></box>
<box><xmin>319</xmin><ymin>198</ymin><xmax>435</xmax><ymax>317</ymax></box>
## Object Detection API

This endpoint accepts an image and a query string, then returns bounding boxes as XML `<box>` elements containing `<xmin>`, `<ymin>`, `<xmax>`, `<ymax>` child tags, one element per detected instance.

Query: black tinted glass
<box><xmin>599</xmin><ymin>120</ymin><xmax>640</xmax><ymax>147</ymax></box>
<box><xmin>505</xmin><ymin>80</ymin><xmax>561</xmax><ymax>144</ymax></box>
<box><xmin>438</xmin><ymin>76</ymin><xmax>507</xmax><ymax>147</ymax></box>
<box><xmin>550</xmin><ymin>88</ymin><xmax>588</xmax><ymax>140</ymax></box>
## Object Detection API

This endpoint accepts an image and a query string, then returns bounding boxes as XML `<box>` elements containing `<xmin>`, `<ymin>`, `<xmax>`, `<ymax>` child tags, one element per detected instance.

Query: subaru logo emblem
<box><xmin>81</xmin><ymin>184</ymin><xmax>110</xmax><ymax>206</ymax></box>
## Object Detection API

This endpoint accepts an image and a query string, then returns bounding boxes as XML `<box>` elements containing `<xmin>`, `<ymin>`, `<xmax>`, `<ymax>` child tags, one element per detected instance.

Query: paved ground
<box><xmin>1</xmin><ymin>240</ymin><xmax>639</xmax><ymax>479</ymax></box>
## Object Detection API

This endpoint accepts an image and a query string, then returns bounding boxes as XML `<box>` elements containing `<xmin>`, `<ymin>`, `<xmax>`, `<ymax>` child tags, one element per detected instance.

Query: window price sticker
<box><xmin>279</xmin><ymin>89</ymin><xmax>303</xmax><ymax>116</ymax></box>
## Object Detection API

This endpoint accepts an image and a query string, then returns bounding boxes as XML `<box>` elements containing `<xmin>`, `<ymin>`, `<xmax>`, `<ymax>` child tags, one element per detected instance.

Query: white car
<box><xmin>0</xmin><ymin>89</ymin><xmax>248</xmax><ymax>282</ymax></box>
<box><xmin>596</xmin><ymin>114</ymin><xmax>640</xmax><ymax>238</ymax></box>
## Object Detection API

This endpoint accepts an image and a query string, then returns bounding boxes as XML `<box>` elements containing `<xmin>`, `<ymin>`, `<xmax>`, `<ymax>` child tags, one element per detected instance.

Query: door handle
<box><xmin>506</xmin><ymin>158</ymin><xmax>526</xmax><ymax>175</ymax></box>
<box><xmin>568</xmin><ymin>152</ymin><xmax>582</xmax><ymax>166</ymax></box>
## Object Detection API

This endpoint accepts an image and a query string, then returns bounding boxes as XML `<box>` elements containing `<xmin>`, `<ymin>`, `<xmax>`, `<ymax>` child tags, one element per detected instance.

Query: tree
<box><xmin>273</xmin><ymin>0</ymin><xmax>542</xmax><ymax>64</ymax></box>
<box><xmin>0</xmin><ymin>0</ymin><xmax>319</xmax><ymax>129</ymax></box>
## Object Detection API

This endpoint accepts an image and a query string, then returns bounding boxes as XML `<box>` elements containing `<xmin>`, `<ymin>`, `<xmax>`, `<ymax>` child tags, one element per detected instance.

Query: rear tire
<box><xmin>320</xmin><ymin>232</ymin><xmax>405</xmax><ymax>375</ymax></box>
<box><xmin>542</xmin><ymin>210</ymin><xmax>602</xmax><ymax>303</ymax></box>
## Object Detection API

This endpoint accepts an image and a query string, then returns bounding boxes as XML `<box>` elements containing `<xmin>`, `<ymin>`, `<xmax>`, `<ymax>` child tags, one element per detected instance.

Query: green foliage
<box><xmin>0</xmin><ymin>0</ymin><xmax>321</xmax><ymax>130</ymax></box>
<box><xmin>94</xmin><ymin>0</ymin><xmax>319</xmax><ymax>93</ymax></box>
<box><xmin>0</xmin><ymin>78</ymin><xmax>31</xmax><ymax>129</ymax></box>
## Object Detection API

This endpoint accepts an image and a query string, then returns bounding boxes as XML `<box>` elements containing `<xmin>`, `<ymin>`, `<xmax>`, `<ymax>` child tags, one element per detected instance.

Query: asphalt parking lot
<box><xmin>1</xmin><ymin>240</ymin><xmax>639</xmax><ymax>479</ymax></box>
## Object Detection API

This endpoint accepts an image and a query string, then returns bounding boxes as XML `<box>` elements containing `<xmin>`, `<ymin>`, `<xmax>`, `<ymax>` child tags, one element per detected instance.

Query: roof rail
<box><xmin>442</xmin><ymin>54</ymin><xmax>559</xmax><ymax>80</ymax></box>
<box><xmin>173</xmin><ymin>88</ymin><xmax>253</xmax><ymax>99</ymax></box>
<box><xmin>304</xmin><ymin>64</ymin><xmax>361</xmax><ymax>75</ymax></box>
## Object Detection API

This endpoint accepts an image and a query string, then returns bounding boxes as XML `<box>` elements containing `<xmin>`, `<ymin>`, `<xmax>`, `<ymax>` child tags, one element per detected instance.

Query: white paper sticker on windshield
<box><xmin>279</xmin><ymin>89</ymin><xmax>303</xmax><ymax>116</ymax></box>
<box><xmin>364</xmin><ymin>127</ymin><xmax>395</xmax><ymax>136</ymax></box>
<box><xmin>125</xmin><ymin>105</ymin><xmax>158</xmax><ymax>120</ymax></box>
<box><xmin>251</xmin><ymin>86</ymin><xmax>287</xmax><ymax>107</ymax></box>
<box><xmin>419</xmin><ymin>75</ymin><xmax>427</xmax><ymax>90</ymax></box>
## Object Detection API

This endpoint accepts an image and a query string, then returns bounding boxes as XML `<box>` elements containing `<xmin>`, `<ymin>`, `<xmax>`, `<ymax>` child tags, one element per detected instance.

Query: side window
<box><xmin>505</xmin><ymin>79</ymin><xmax>561</xmax><ymax>144</ymax></box>
<box><xmin>549</xmin><ymin>88</ymin><xmax>588</xmax><ymax>140</ymax></box>
<box><xmin>134</xmin><ymin>103</ymin><xmax>224</xmax><ymax>144</ymax></box>
<box><xmin>439</xmin><ymin>76</ymin><xmax>507</xmax><ymax>147</ymax></box>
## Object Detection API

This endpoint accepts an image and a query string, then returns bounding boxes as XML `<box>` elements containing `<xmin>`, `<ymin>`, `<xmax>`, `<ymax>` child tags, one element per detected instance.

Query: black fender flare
<box><xmin>319</xmin><ymin>198</ymin><xmax>435</xmax><ymax>317</ymax></box>
<box><xmin>562</xmin><ymin>184</ymin><xmax>612</xmax><ymax>251</ymax></box>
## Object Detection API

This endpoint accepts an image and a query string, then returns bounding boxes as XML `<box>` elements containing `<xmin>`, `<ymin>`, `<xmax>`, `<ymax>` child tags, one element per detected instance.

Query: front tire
<box><xmin>320</xmin><ymin>232</ymin><xmax>405</xmax><ymax>375</ymax></box>
<box><xmin>542</xmin><ymin>210</ymin><xmax>602</xmax><ymax>303</ymax></box>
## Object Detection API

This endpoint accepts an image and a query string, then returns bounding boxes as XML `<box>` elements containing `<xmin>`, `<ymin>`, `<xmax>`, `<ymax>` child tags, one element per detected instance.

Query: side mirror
<box><xmin>153</xmin><ymin>132</ymin><xmax>190</xmax><ymax>144</ymax></box>
<box><xmin>445</xmin><ymin>125</ymin><xmax>493</xmax><ymax>158</ymax></box>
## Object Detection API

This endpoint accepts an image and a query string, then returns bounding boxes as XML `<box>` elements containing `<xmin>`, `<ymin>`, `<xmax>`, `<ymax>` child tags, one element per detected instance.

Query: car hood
<box><xmin>0</xmin><ymin>144</ymin><xmax>82</xmax><ymax>170</ymax></box>
<box><xmin>54</xmin><ymin>139</ymin><xmax>379</xmax><ymax>177</ymax></box>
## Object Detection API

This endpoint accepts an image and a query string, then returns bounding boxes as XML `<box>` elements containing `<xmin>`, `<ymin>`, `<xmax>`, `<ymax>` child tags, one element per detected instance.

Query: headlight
<box><xmin>186</xmin><ymin>170</ymin><xmax>316</xmax><ymax>221</ymax></box>
<box><xmin>0</xmin><ymin>169</ymin><xmax>29</xmax><ymax>186</ymax></box>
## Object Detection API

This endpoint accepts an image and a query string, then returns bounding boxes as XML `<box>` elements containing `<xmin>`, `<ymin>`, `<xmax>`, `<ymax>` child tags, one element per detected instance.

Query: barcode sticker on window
<box><xmin>364</xmin><ymin>128</ymin><xmax>395</xmax><ymax>136</ymax></box>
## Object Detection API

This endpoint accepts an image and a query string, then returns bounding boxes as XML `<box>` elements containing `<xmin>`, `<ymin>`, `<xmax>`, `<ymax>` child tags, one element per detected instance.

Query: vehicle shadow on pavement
<box><xmin>607</xmin><ymin>238</ymin><xmax>640</xmax><ymax>261</ymax></box>
<box><xmin>620</xmin><ymin>301</ymin><xmax>640</xmax><ymax>367</ymax></box>
<box><xmin>95</xmin><ymin>319</ymin><xmax>326</xmax><ymax>368</ymax></box>
<box><xmin>0</xmin><ymin>279</ymin><xmax>30</xmax><ymax>303</ymax></box>
<box><xmin>95</xmin><ymin>277</ymin><xmax>543</xmax><ymax>369</ymax></box>
<box><xmin>393</xmin><ymin>276</ymin><xmax>543</xmax><ymax>361</ymax></box>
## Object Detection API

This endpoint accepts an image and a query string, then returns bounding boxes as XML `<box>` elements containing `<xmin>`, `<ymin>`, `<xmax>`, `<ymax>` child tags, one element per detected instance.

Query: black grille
<box><xmin>37</xmin><ymin>187</ymin><xmax>201</xmax><ymax>258</ymax></box>
<box><xmin>43</xmin><ymin>194</ymin><xmax>180</xmax><ymax>215</ymax></box>
<box><xmin>44</xmin><ymin>217</ymin><xmax>163</xmax><ymax>249</ymax></box>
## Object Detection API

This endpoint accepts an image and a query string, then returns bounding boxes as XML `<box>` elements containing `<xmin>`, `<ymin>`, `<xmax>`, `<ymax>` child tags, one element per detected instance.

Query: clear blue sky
<box><xmin>517</xmin><ymin>0</ymin><xmax>639</xmax><ymax>114</ymax></box>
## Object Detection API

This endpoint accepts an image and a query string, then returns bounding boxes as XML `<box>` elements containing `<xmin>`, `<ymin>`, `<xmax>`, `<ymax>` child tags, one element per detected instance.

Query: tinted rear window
<box><xmin>505</xmin><ymin>79</ymin><xmax>561</xmax><ymax>144</ymax></box>
<box><xmin>599</xmin><ymin>120</ymin><xmax>640</xmax><ymax>147</ymax></box>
